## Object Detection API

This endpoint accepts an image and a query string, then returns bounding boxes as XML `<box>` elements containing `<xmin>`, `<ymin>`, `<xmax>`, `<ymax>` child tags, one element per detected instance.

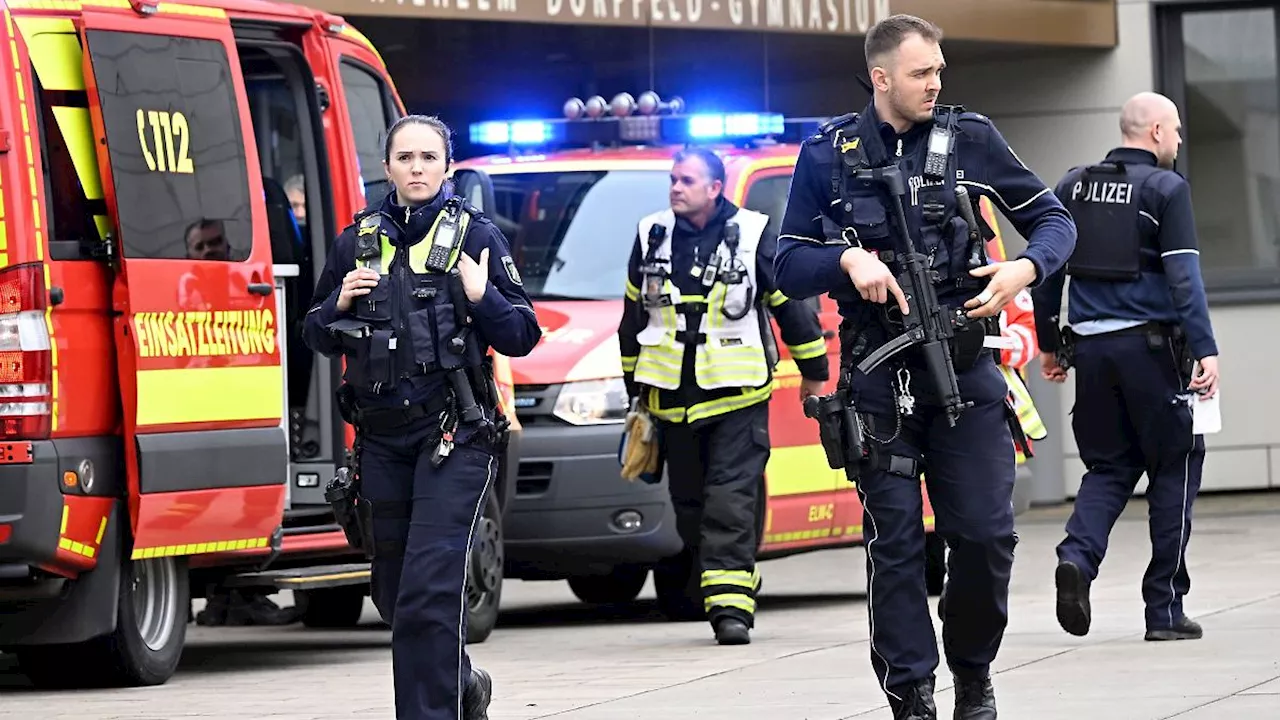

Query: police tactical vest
<box><xmin>343</xmin><ymin>197</ymin><xmax>485</xmax><ymax>393</ymax></box>
<box><xmin>1062</xmin><ymin>161</ymin><xmax>1160</xmax><ymax>281</ymax></box>
<box><xmin>827</xmin><ymin>106</ymin><xmax>991</xmax><ymax>293</ymax></box>
<box><xmin>633</xmin><ymin>207</ymin><xmax>770</xmax><ymax>391</ymax></box>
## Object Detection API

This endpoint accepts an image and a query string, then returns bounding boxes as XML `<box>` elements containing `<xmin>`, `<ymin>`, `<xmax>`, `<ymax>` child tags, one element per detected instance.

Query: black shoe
<box><xmin>713</xmin><ymin>617</ymin><xmax>750</xmax><ymax>645</ymax></box>
<box><xmin>890</xmin><ymin>677</ymin><xmax>938</xmax><ymax>720</ymax></box>
<box><xmin>953</xmin><ymin>676</ymin><xmax>997</xmax><ymax>720</ymax></box>
<box><xmin>1055</xmin><ymin>560</ymin><xmax>1091</xmax><ymax>637</ymax></box>
<box><xmin>463</xmin><ymin>667</ymin><xmax>493</xmax><ymax>720</ymax></box>
<box><xmin>1145</xmin><ymin>616</ymin><xmax>1202</xmax><ymax>641</ymax></box>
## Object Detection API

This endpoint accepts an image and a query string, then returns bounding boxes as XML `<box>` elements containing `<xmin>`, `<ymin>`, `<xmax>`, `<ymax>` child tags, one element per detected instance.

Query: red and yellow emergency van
<box><xmin>0</xmin><ymin>0</ymin><xmax>517</xmax><ymax>688</ymax></box>
<box><xmin>451</xmin><ymin>95</ymin><xmax>951</xmax><ymax>615</ymax></box>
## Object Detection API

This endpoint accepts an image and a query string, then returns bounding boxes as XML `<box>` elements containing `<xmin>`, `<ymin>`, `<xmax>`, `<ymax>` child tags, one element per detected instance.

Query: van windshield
<box><xmin>485</xmin><ymin>169</ymin><xmax>671</xmax><ymax>301</ymax></box>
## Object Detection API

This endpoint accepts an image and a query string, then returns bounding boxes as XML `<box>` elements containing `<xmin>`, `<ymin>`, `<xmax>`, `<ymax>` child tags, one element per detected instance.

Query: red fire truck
<box><xmin>0</xmin><ymin>0</ymin><xmax>516</xmax><ymax>688</ymax></box>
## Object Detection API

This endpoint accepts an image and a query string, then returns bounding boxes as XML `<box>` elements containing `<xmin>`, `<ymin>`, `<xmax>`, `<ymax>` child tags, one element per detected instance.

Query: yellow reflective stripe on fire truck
<box><xmin>764</xmin><ymin>445</ymin><xmax>842</xmax><ymax>496</ymax></box>
<box><xmin>787</xmin><ymin>337</ymin><xmax>826</xmax><ymax>361</ymax></box>
<box><xmin>135</xmin><ymin>366</ymin><xmax>283</xmax><ymax>426</ymax></box>
<box><xmin>57</xmin><ymin>506</ymin><xmax>107</xmax><ymax>559</ymax></box>
<box><xmin>132</xmin><ymin>536</ymin><xmax>270</xmax><ymax>560</ymax></box>
<box><xmin>14</xmin><ymin>16</ymin><xmax>112</xmax><ymax>242</ymax></box>
<box><xmin>339</xmin><ymin>24</ymin><xmax>384</xmax><ymax>66</ymax></box>
<box><xmin>6</xmin><ymin>0</ymin><xmax>226</xmax><ymax>17</ymax></box>
<box><xmin>4</xmin><ymin>11</ymin><xmax>57</xmax><ymax>427</ymax></box>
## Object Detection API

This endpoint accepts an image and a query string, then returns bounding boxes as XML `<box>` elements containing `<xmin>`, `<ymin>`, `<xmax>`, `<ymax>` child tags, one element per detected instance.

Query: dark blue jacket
<box><xmin>774</xmin><ymin>100</ymin><xmax>1076</xmax><ymax>324</ymax></box>
<box><xmin>1031</xmin><ymin>147</ymin><xmax>1218</xmax><ymax>360</ymax></box>
<box><xmin>304</xmin><ymin>188</ymin><xmax>541</xmax><ymax>408</ymax></box>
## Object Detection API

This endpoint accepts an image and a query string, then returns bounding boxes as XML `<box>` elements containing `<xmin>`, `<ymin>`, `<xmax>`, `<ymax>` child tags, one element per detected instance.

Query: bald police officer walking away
<box><xmin>1033</xmin><ymin>91</ymin><xmax>1220</xmax><ymax>643</ymax></box>
<box><xmin>304</xmin><ymin>115</ymin><xmax>541</xmax><ymax>720</ymax></box>
<box><xmin>619</xmin><ymin>147</ymin><xmax>829</xmax><ymax>646</ymax></box>
<box><xmin>775</xmin><ymin>15</ymin><xmax>1076</xmax><ymax>720</ymax></box>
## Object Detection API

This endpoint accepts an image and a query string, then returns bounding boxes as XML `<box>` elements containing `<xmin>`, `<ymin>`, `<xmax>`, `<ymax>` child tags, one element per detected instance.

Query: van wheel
<box><xmin>925</xmin><ymin>532</ymin><xmax>946</xmax><ymax>597</ymax></box>
<box><xmin>568</xmin><ymin>565</ymin><xmax>648</xmax><ymax>605</ymax></box>
<box><xmin>298</xmin><ymin>586</ymin><xmax>366</xmax><ymax>628</ymax></box>
<box><xmin>17</xmin><ymin>556</ymin><xmax>189</xmax><ymax>689</ymax></box>
<box><xmin>465</xmin><ymin>491</ymin><xmax>503</xmax><ymax>644</ymax></box>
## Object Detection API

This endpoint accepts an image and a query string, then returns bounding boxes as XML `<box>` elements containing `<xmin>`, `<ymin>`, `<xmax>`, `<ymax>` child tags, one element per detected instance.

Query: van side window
<box><xmin>742</xmin><ymin>173</ymin><xmax>792</xmax><ymax>242</ymax></box>
<box><xmin>84</xmin><ymin>30</ymin><xmax>253</xmax><ymax>262</ymax></box>
<box><xmin>339</xmin><ymin>60</ymin><xmax>395</xmax><ymax>204</ymax></box>
<box><xmin>17</xmin><ymin>28</ymin><xmax>107</xmax><ymax>261</ymax></box>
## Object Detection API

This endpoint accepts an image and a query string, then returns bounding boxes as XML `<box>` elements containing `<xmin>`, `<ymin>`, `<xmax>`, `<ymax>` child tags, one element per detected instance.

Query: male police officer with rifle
<box><xmin>775</xmin><ymin>14</ymin><xmax>1076</xmax><ymax>720</ymax></box>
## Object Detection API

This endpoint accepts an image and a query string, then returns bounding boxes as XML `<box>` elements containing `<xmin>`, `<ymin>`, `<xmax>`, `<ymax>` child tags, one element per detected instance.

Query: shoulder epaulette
<box><xmin>806</xmin><ymin>112</ymin><xmax>859</xmax><ymax>144</ymax></box>
<box><xmin>459</xmin><ymin>199</ymin><xmax>492</xmax><ymax>225</ymax></box>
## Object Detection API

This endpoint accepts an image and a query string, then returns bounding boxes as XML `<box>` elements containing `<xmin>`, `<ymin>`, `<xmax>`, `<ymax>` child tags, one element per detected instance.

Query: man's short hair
<box><xmin>864</xmin><ymin>14</ymin><xmax>944</xmax><ymax>70</ymax></box>
<box><xmin>672</xmin><ymin>146</ymin><xmax>726</xmax><ymax>185</ymax></box>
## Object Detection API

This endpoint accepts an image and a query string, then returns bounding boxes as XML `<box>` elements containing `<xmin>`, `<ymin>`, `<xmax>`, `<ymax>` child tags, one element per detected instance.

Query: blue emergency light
<box><xmin>467</xmin><ymin>91</ymin><xmax>812</xmax><ymax>151</ymax></box>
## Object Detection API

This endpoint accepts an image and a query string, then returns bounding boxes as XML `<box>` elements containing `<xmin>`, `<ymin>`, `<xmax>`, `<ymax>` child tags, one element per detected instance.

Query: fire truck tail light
<box><xmin>0</xmin><ymin>264</ymin><xmax>52</xmax><ymax>440</ymax></box>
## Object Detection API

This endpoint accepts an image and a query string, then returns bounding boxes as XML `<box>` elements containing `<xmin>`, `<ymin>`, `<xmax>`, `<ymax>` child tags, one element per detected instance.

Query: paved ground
<box><xmin>2</xmin><ymin>491</ymin><xmax>1280</xmax><ymax>719</ymax></box>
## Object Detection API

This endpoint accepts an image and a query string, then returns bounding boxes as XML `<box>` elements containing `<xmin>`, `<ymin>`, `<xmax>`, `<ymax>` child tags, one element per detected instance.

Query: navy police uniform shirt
<box><xmin>304</xmin><ymin>188</ymin><xmax>542</xmax><ymax>409</ymax></box>
<box><xmin>1031</xmin><ymin>147</ymin><xmax>1218</xmax><ymax>360</ymax></box>
<box><xmin>774</xmin><ymin>99</ymin><xmax>1076</xmax><ymax>322</ymax></box>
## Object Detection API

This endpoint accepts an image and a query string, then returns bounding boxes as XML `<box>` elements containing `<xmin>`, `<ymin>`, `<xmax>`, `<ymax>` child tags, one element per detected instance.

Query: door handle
<box><xmin>823</xmin><ymin>329</ymin><xmax>836</xmax><ymax>339</ymax></box>
<box><xmin>247</xmin><ymin>282</ymin><xmax>273</xmax><ymax>296</ymax></box>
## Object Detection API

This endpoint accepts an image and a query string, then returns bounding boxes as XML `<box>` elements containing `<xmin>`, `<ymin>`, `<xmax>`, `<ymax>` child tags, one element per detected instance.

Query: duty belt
<box><xmin>351</xmin><ymin>392</ymin><xmax>451</xmax><ymax>436</ymax></box>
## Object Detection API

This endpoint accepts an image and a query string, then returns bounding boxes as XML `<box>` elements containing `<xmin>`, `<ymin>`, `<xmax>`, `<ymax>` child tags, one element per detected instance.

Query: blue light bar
<box><xmin>686</xmin><ymin>112</ymin><xmax>784</xmax><ymax>139</ymax></box>
<box><xmin>469</xmin><ymin>120</ymin><xmax>555</xmax><ymax>146</ymax></box>
<box><xmin>467</xmin><ymin>108</ymin><xmax>809</xmax><ymax>152</ymax></box>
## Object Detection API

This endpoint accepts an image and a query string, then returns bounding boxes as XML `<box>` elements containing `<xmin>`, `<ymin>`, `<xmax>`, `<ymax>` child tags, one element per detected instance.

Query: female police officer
<box><xmin>303</xmin><ymin>115</ymin><xmax>541</xmax><ymax>720</ymax></box>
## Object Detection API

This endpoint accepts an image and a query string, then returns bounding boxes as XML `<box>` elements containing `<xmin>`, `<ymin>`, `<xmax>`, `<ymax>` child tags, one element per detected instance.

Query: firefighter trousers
<box><xmin>660</xmin><ymin>400</ymin><xmax>769</xmax><ymax>629</ymax></box>
<box><xmin>850</xmin><ymin>353</ymin><xmax>1017</xmax><ymax>699</ymax></box>
<box><xmin>359</xmin><ymin>415</ymin><xmax>495</xmax><ymax>720</ymax></box>
<box><xmin>1058</xmin><ymin>330</ymin><xmax>1205</xmax><ymax>631</ymax></box>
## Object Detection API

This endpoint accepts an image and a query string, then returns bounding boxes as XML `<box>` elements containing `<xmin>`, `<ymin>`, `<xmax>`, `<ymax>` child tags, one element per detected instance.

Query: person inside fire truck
<box><xmin>304</xmin><ymin>115</ymin><xmax>540</xmax><ymax>720</ymax></box>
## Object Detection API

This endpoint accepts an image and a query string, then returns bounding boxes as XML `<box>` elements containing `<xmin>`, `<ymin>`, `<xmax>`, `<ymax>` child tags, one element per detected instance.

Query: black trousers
<box><xmin>850</xmin><ymin>353</ymin><xmax>1017</xmax><ymax>700</ymax></box>
<box><xmin>660</xmin><ymin>401</ymin><xmax>770</xmax><ymax>627</ymax></box>
<box><xmin>1058</xmin><ymin>329</ymin><xmax>1205</xmax><ymax>630</ymax></box>
<box><xmin>360</xmin><ymin>417</ymin><xmax>495</xmax><ymax>720</ymax></box>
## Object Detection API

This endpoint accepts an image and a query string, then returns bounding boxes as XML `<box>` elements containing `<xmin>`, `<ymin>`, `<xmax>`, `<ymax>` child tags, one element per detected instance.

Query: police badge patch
<box><xmin>501</xmin><ymin>255</ymin><xmax>523</xmax><ymax>285</ymax></box>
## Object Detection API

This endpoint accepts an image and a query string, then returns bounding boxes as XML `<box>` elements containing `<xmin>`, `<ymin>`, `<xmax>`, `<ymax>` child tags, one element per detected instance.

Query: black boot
<box><xmin>1145</xmin><ymin>616</ymin><xmax>1202</xmax><ymax>641</ymax></box>
<box><xmin>953</xmin><ymin>676</ymin><xmax>997</xmax><ymax>720</ymax></box>
<box><xmin>713</xmin><ymin>617</ymin><xmax>750</xmax><ymax>646</ymax></box>
<box><xmin>463</xmin><ymin>667</ymin><xmax>493</xmax><ymax>720</ymax></box>
<box><xmin>889</xmin><ymin>677</ymin><xmax>937</xmax><ymax>720</ymax></box>
<box><xmin>1055</xmin><ymin>560</ymin><xmax>1091</xmax><ymax>637</ymax></box>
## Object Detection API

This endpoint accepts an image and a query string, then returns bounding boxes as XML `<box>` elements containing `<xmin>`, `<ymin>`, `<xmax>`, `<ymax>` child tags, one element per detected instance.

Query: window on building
<box><xmin>1159</xmin><ymin>3</ymin><xmax>1280</xmax><ymax>291</ymax></box>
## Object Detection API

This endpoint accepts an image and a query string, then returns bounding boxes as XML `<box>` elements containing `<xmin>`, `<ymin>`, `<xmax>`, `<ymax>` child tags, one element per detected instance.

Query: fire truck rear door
<box><xmin>76</xmin><ymin>8</ymin><xmax>288</xmax><ymax>558</ymax></box>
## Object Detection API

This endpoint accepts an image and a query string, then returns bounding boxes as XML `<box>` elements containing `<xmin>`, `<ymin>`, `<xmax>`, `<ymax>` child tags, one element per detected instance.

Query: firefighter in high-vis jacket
<box><xmin>304</xmin><ymin>115</ymin><xmax>541</xmax><ymax>720</ymax></box>
<box><xmin>618</xmin><ymin>147</ymin><xmax>829</xmax><ymax>646</ymax></box>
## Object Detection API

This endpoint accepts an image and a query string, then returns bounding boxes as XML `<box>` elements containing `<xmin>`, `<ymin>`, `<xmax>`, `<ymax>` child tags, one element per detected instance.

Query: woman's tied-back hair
<box><xmin>383</xmin><ymin>114</ymin><xmax>454</xmax><ymax>167</ymax></box>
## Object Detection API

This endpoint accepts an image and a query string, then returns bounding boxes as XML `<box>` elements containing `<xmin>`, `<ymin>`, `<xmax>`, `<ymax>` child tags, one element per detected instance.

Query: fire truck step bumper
<box><xmin>221</xmin><ymin>563</ymin><xmax>370</xmax><ymax>592</ymax></box>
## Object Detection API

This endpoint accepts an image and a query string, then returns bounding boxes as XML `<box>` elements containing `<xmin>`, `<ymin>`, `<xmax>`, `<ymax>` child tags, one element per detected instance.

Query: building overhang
<box><xmin>299</xmin><ymin>0</ymin><xmax>1117</xmax><ymax>48</ymax></box>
